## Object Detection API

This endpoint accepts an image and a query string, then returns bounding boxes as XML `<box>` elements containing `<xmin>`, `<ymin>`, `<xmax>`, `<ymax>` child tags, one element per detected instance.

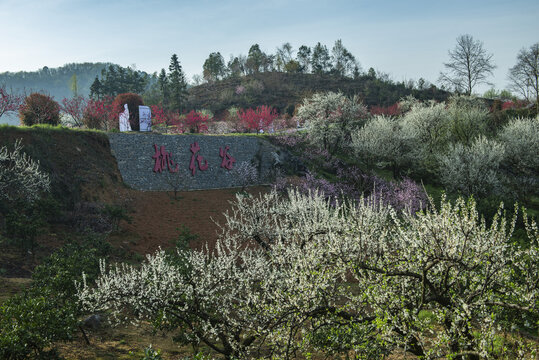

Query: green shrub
<box><xmin>141</xmin><ymin>345</ymin><xmax>163</xmax><ymax>360</ymax></box>
<box><xmin>19</xmin><ymin>93</ymin><xmax>61</xmax><ymax>126</ymax></box>
<box><xmin>4</xmin><ymin>201</ymin><xmax>44</xmax><ymax>254</ymax></box>
<box><xmin>102</xmin><ymin>203</ymin><xmax>132</xmax><ymax>232</ymax></box>
<box><xmin>0</xmin><ymin>295</ymin><xmax>75</xmax><ymax>359</ymax></box>
<box><xmin>0</xmin><ymin>236</ymin><xmax>111</xmax><ymax>359</ymax></box>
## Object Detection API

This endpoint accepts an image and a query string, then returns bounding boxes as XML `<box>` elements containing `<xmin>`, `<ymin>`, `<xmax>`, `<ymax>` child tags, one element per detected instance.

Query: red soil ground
<box><xmin>114</xmin><ymin>186</ymin><xmax>269</xmax><ymax>255</ymax></box>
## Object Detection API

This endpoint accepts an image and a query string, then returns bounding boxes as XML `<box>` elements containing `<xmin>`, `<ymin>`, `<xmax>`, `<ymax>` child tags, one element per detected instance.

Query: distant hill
<box><xmin>186</xmin><ymin>72</ymin><xmax>450</xmax><ymax>116</ymax></box>
<box><xmin>0</xmin><ymin>62</ymin><xmax>115</xmax><ymax>100</ymax></box>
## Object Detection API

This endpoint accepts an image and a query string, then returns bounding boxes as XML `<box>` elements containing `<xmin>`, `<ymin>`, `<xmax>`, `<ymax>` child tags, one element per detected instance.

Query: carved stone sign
<box><xmin>139</xmin><ymin>106</ymin><xmax>152</xmax><ymax>132</ymax></box>
<box><xmin>119</xmin><ymin>104</ymin><xmax>131</xmax><ymax>132</ymax></box>
<box><xmin>107</xmin><ymin>133</ymin><xmax>277</xmax><ymax>191</ymax></box>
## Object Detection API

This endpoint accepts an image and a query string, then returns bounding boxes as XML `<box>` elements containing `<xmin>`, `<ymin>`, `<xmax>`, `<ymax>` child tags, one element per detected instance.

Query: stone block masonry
<box><xmin>107</xmin><ymin>133</ymin><xmax>278</xmax><ymax>191</ymax></box>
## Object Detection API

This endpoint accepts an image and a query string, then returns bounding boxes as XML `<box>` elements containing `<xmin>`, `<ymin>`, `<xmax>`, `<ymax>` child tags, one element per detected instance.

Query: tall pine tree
<box><xmin>157</xmin><ymin>68</ymin><xmax>169</xmax><ymax>107</ymax></box>
<box><xmin>168</xmin><ymin>54</ymin><xmax>188</xmax><ymax>112</ymax></box>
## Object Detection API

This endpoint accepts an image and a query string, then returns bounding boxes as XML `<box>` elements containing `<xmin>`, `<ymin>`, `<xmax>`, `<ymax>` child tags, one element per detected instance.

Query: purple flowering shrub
<box><xmin>275</xmin><ymin>165</ymin><xmax>427</xmax><ymax>214</ymax></box>
<box><xmin>271</xmin><ymin>132</ymin><xmax>427</xmax><ymax>213</ymax></box>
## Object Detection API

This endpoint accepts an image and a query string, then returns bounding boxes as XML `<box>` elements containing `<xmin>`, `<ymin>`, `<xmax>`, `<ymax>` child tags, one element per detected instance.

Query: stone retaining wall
<box><xmin>107</xmin><ymin>133</ymin><xmax>278</xmax><ymax>191</ymax></box>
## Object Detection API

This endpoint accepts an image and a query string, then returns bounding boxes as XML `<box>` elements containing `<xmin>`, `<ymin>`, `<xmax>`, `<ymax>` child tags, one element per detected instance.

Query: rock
<box><xmin>83</xmin><ymin>314</ymin><xmax>104</xmax><ymax>330</ymax></box>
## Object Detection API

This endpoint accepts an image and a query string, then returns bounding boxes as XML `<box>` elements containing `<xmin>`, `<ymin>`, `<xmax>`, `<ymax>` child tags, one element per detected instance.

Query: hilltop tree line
<box><xmin>199</xmin><ymin>39</ymin><xmax>361</xmax><ymax>83</ymax></box>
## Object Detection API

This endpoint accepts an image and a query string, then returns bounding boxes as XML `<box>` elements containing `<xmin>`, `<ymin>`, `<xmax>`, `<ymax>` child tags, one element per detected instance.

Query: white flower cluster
<box><xmin>0</xmin><ymin>139</ymin><xmax>50</xmax><ymax>204</ymax></box>
<box><xmin>296</xmin><ymin>92</ymin><xmax>369</xmax><ymax>154</ymax></box>
<box><xmin>78</xmin><ymin>189</ymin><xmax>539</xmax><ymax>359</ymax></box>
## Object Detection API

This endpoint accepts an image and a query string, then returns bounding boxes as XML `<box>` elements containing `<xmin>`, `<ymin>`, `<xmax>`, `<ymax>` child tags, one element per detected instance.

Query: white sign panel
<box><xmin>119</xmin><ymin>104</ymin><xmax>132</xmax><ymax>132</ymax></box>
<box><xmin>139</xmin><ymin>105</ymin><xmax>152</xmax><ymax>132</ymax></box>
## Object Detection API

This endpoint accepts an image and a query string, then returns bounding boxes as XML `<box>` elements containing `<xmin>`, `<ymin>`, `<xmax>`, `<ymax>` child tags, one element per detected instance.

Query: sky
<box><xmin>1</xmin><ymin>0</ymin><xmax>538</xmax><ymax>94</ymax></box>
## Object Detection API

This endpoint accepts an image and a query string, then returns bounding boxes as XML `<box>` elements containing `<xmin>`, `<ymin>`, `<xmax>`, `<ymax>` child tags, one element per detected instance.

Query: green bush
<box><xmin>102</xmin><ymin>203</ymin><xmax>132</xmax><ymax>232</ymax></box>
<box><xmin>0</xmin><ymin>236</ymin><xmax>111</xmax><ymax>358</ymax></box>
<box><xmin>0</xmin><ymin>294</ymin><xmax>76</xmax><ymax>359</ymax></box>
<box><xmin>141</xmin><ymin>345</ymin><xmax>163</xmax><ymax>360</ymax></box>
<box><xmin>19</xmin><ymin>93</ymin><xmax>61</xmax><ymax>126</ymax></box>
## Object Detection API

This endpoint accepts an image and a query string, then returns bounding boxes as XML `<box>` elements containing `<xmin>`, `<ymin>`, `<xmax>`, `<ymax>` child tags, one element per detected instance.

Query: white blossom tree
<box><xmin>296</xmin><ymin>92</ymin><xmax>369</xmax><ymax>154</ymax></box>
<box><xmin>437</xmin><ymin>136</ymin><xmax>505</xmax><ymax>197</ymax></box>
<box><xmin>498</xmin><ymin>117</ymin><xmax>539</xmax><ymax>198</ymax></box>
<box><xmin>0</xmin><ymin>139</ymin><xmax>50</xmax><ymax>204</ymax></box>
<box><xmin>351</xmin><ymin>115</ymin><xmax>410</xmax><ymax>177</ymax></box>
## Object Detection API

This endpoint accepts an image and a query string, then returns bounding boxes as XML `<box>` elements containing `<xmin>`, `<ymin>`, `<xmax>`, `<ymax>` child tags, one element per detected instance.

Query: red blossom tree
<box><xmin>183</xmin><ymin>110</ymin><xmax>209</xmax><ymax>133</ymax></box>
<box><xmin>150</xmin><ymin>104</ymin><xmax>171</xmax><ymax>126</ymax></box>
<box><xmin>237</xmin><ymin>105</ymin><xmax>278</xmax><ymax>132</ymax></box>
<box><xmin>82</xmin><ymin>96</ymin><xmax>113</xmax><ymax>130</ymax></box>
<box><xmin>0</xmin><ymin>85</ymin><xmax>23</xmax><ymax>119</ymax></box>
<box><xmin>61</xmin><ymin>96</ymin><xmax>88</xmax><ymax>127</ymax></box>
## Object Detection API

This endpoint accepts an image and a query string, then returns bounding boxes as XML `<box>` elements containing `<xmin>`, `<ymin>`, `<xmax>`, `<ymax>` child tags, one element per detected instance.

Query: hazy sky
<box><xmin>1</xmin><ymin>0</ymin><xmax>538</xmax><ymax>94</ymax></box>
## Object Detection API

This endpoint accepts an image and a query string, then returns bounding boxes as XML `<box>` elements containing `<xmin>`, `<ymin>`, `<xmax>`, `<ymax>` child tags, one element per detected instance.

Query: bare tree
<box><xmin>439</xmin><ymin>34</ymin><xmax>496</xmax><ymax>95</ymax></box>
<box><xmin>508</xmin><ymin>43</ymin><xmax>539</xmax><ymax>110</ymax></box>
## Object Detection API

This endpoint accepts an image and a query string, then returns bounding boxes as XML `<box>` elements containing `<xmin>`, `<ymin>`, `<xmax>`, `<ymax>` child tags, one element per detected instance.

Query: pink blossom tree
<box><xmin>61</xmin><ymin>96</ymin><xmax>88</xmax><ymax>127</ymax></box>
<box><xmin>0</xmin><ymin>85</ymin><xmax>23</xmax><ymax>119</ymax></box>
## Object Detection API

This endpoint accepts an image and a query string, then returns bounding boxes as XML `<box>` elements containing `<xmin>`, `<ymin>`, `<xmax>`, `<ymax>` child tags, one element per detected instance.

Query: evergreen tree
<box><xmin>227</xmin><ymin>56</ymin><xmax>245</xmax><ymax>78</ymax></box>
<box><xmin>311</xmin><ymin>42</ymin><xmax>331</xmax><ymax>75</ymax></box>
<box><xmin>89</xmin><ymin>76</ymin><xmax>102</xmax><ymax>99</ymax></box>
<box><xmin>168</xmin><ymin>54</ymin><xmax>188</xmax><ymax>112</ymax></box>
<box><xmin>157</xmin><ymin>68</ymin><xmax>169</xmax><ymax>107</ymax></box>
<box><xmin>331</xmin><ymin>39</ymin><xmax>357</xmax><ymax>77</ymax></box>
<box><xmin>297</xmin><ymin>45</ymin><xmax>311</xmax><ymax>73</ymax></box>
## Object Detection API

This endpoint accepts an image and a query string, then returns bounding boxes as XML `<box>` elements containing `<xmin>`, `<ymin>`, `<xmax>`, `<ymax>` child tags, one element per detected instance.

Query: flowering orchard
<box><xmin>78</xmin><ymin>189</ymin><xmax>539</xmax><ymax>359</ymax></box>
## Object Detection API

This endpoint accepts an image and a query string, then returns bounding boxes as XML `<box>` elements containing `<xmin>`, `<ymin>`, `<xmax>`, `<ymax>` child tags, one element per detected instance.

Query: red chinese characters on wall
<box><xmin>189</xmin><ymin>142</ymin><xmax>209</xmax><ymax>176</ymax></box>
<box><xmin>152</xmin><ymin>143</ymin><xmax>236</xmax><ymax>176</ymax></box>
<box><xmin>152</xmin><ymin>144</ymin><xmax>179</xmax><ymax>173</ymax></box>
<box><xmin>219</xmin><ymin>146</ymin><xmax>236</xmax><ymax>170</ymax></box>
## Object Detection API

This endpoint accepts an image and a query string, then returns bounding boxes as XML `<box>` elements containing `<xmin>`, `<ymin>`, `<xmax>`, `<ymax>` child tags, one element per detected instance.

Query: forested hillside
<box><xmin>186</xmin><ymin>71</ymin><xmax>450</xmax><ymax>115</ymax></box>
<box><xmin>0</xmin><ymin>63</ymin><xmax>115</xmax><ymax>99</ymax></box>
